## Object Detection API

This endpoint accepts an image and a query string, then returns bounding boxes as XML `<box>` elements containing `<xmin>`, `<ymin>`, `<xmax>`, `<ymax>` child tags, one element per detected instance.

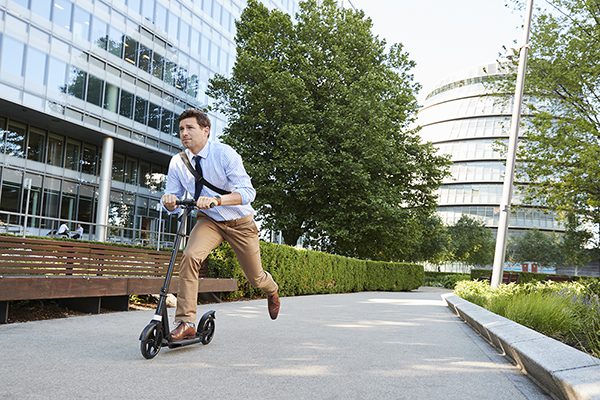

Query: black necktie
<box><xmin>193</xmin><ymin>155</ymin><xmax>203</xmax><ymax>200</ymax></box>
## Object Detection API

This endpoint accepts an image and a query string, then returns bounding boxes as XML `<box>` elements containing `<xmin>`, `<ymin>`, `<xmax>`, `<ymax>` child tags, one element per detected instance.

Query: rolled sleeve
<box><xmin>162</xmin><ymin>157</ymin><xmax>186</xmax><ymax>215</ymax></box>
<box><xmin>224</xmin><ymin>149</ymin><xmax>256</xmax><ymax>205</ymax></box>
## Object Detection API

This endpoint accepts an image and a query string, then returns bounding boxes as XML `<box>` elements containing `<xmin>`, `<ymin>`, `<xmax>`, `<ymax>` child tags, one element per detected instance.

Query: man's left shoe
<box><xmin>267</xmin><ymin>292</ymin><xmax>280</xmax><ymax>320</ymax></box>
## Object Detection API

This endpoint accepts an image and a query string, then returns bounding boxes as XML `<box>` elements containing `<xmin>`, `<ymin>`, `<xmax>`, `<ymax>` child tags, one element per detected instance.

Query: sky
<box><xmin>343</xmin><ymin>0</ymin><xmax>525</xmax><ymax>101</ymax></box>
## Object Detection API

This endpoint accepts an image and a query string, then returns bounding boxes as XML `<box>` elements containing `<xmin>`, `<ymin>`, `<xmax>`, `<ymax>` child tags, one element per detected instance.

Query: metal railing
<box><xmin>0</xmin><ymin>210</ymin><xmax>178</xmax><ymax>250</ymax></box>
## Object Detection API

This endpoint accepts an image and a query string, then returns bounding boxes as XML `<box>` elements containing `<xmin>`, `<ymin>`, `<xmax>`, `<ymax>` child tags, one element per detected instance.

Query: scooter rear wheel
<box><xmin>200</xmin><ymin>317</ymin><xmax>215</xmax><ymax>345</ymax></box>
<box><xmin>140</xmin><ymin>321</ymin><xmax>163</xmax><ymax>359</ymax></box>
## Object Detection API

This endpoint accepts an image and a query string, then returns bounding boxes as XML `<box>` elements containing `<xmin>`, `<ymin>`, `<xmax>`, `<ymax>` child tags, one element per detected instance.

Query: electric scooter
<box><xmin>139</xmin><ymin>199</ymin><xmax>216</xmax><ymax>359</ymax></box>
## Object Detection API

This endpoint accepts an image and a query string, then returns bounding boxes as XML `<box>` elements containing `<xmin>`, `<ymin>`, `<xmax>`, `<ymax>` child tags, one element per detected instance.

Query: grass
<box><xmin>454</xmin><ymin>279</ymin><xmax>600</xmax><ymax>358</ymax></box>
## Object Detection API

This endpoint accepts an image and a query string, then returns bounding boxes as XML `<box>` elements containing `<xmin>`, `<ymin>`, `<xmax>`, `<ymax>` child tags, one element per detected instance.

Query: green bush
<box><xmin>424</xmin><ymin>272</ymin><xmax>470</xmax><ymax>289</ymax></box>
<box><xmin>366</xmin><ymin>261</ymin><xmax>423</xmax><ymax>291</ymax></box>
<box><xmin>206</xmin><ymin>241</ymin><xmax>423</xmax><ymax>299</ymax></box>
<box><xmin>454</xmin><ymin>279</ymin><xmax>600</xmax><ymax>358</ymax></box>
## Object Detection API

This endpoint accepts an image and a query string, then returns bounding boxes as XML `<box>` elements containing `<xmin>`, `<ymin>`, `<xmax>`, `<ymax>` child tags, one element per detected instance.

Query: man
<box><xmin>56</xmin><ymin>222</ymin><xmax>69</xmax><ymax>236</ymax></box>
<box><xmin>161</xmin><ymin>109</ymin><xmax>280</xmax><ymax>342</ymax></box>
<box><xmin>71</xmin><ymin>224</ymin><xmax>84</xmax><ymax>239</ymax></box>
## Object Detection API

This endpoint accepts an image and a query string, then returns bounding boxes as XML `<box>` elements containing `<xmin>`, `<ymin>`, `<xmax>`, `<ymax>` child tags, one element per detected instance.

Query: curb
<box><xmin>442</xmin><ymin>293</ymin><xmax>600</xmax><ymax>400</ymax></box>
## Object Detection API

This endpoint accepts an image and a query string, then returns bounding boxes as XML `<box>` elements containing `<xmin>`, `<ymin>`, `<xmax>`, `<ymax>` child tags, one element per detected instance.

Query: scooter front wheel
<box><xmin>140</xmin><ymin>321</ymin><xmax>163</xmax><ymax>359</ymax></box>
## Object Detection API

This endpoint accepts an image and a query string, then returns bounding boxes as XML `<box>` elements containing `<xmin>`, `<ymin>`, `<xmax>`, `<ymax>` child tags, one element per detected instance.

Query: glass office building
<box><xmin>0</xmin><ymin>0</ymin><xmax>298</xmax><ymax>243</ymax></box>
<box><xmin>417</xmin><ymin>63</ymin><xmax>564</xmax><ymax>233</ymax></box>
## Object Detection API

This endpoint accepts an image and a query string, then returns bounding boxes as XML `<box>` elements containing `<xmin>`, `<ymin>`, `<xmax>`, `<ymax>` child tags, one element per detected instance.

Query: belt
<box><xmin>198</xmin><ymin>213</ymin><xmax>254</xmax><ymax>227</ymax></box>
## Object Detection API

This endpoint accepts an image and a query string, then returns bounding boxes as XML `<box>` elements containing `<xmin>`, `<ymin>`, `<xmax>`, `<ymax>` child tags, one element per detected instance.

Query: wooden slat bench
<box><xmin>0</xmin><ymin>235</ymin><xmax>237</xmax><ymax>323</ymax></box>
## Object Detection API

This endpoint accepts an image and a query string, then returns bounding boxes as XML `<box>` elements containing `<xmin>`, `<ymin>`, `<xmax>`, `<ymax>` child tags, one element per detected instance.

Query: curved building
<box><xmin>417</xmin><ymin>63</ymin><xmax>564</xmax><ymax>233</ymax></box>
<box><xmin>0</xmin><ymin>0</ymin><xmax>297</xmax><ymax>244</ymax></box>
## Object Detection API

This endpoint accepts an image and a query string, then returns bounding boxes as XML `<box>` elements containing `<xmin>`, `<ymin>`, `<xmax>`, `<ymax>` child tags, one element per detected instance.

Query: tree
<box><xmin>412</xmin><ymin>214</ymin><xmax>452</xmax><ymax>264</ymax></box>
<box><xmin>503</xmin><ymin>0</ymin><xmax>600</xmax><ymax>236</ymax></box>
<box><xmin>506</xmin><ymin>229</ymin><xmax>563</xmax><ymax>266</ymax></box>
<box><xmin>447</xmin><ymin>215</ymin><xmax>495</xmax><ymax>266</ymax></box>
<box><xmin>208</xmin><ymin>0</ymin><xmax>449</xmax><ymax>260</ymax></box>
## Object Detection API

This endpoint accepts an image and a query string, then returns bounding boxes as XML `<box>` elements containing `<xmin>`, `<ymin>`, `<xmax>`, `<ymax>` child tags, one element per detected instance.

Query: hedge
<box><xmin>206</xmin><ymin>241</ymin><xmax>423</xmax><ymax>300</ymax></box>
<box><xmin>471</xmin><ymin>268</ymin><xmax>576</xmax><ymax>283</ymax></box>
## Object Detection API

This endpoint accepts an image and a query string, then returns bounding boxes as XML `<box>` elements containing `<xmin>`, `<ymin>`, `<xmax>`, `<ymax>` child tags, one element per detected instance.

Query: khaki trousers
<box><xmin>175</xmin><ymin>214</ymin><xmax>278</xmax><ymax>323</ymax></box>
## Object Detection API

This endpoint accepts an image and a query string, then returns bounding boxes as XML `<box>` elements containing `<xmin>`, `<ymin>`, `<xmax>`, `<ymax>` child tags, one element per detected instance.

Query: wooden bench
<box><xmin>0</xmin><ymin>235</ymin><xmax>237</xmax><ymax>323</ymax></box>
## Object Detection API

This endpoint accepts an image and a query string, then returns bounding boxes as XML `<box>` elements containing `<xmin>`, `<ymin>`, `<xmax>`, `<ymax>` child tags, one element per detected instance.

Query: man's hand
<box><xmin>162</xmin><ymin>194</ymin><xmax>178</xmax><ymax>211</ymax></box>
<box><xmin>196</xmin><ymin>196</ymin><xmax>219</xmax><ymax>209</ymax></box>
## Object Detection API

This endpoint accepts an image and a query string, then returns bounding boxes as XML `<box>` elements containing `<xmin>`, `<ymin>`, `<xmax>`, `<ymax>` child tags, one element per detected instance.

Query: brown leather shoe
<box><xmin>170</xmin><ymin>321</ymin><xmax>196</xmax><ymax>341</ymax></box>
<box><xmin>267</xmin><ymin>292</ymin><xmax>280</xmax><ymax>320</ymax></box>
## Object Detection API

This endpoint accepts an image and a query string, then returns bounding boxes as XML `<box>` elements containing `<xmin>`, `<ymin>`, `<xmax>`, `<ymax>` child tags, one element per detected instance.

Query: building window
<box><xmin>92</xmin><ymin>16</ymin><xmax>108</xmax><ymax>50</ymax></box>
<box><xmin>124</xmin><ymin>36</ymin><xmax>138</xmax><ymax>65</ymax></box>
<box><xmin>138</xmin><ymin>44</ymin><xmax>152</xmax><ymax>73</ymax></box>
<box><xmin>25</xmin><ymin>46</ymin><xmax>47</xmax><ymax>86</ymax></box>
<box><xmin>0</xmin><ymin>181</ymin><xmax>20</xmax><ymax>213</ymax></box>
<box><xmin>125</xmin><ymin>158</ymin><xmax>139</xmax><ymax>185</ymax></box>
<box><xmin>104</xmin><ymin>83</ymin><xmax>120</xmax><ymax>113</ymax></box>
<box><xmin>78</xmin><ymin>191</ymin><xmax>94</xmax><ymax>223</ymax></box>
<box><xmin>148</xmin><ymin>102</ymin><xmax>161</xmax><ymax>130</ymax></box>
<box><xmin>65</xmin><ymin>140</ymin><xmax>81</xmax><ymax>171</ymax></box>
<box><xmin>161</xmin><ymin>109</ymin><xmax>173</xmax><ymax>134</ymax></box>
<box><xmin>5</xmin><ymin>122</ymin><xmax>26</xmax><ymax>158</ymax></box>
<box><xmin>86</xmin><ymin>75</ymin><xmax>104</xmax><ymax>107</ymax></box>
<box><xmin>31</xmin><ymin>0</ymin><xmax>52</xmax><ymax>20</ymax></box>
<box><xmin>151</xmin><ymin>52</ymin><xmax>164</xmax><ymax>79</ymax></box>
<box><xmin>27</xmin><ymin>127</ymin><xmax>46</xmax><ymax>162</ymax></box>
<box><xmin>141</xmin><ymin>0</ymin><xmax>155</xmax><ymax>23</ymax></box>
<box><xmin>73</xmin><ymin>6</ymin><xmax>91</xmax><ymax>42</ymax></box>
<box><xmin>134</xmin><ymin>97</ymin><xmax>148</xmax><ymax>124</ymax></box>
<box><xmin>108</xmin><ymin>27</ymin><xmax>124</xmax><ymax>58</ymax></box>
<box><xmin>52</xmin><ymin>0</ymin><xmax>73</xmax><ymax>31</ymax></box>
<box><xmin>66</xmin><ymin>67</ymin><xmax>87</xmax><ymax>100</ymax></box>
<box><xmin>81</xmin><ymin>144</ymin><xmax>97</xmax><ymax>175</ymax></box>
<box><xmin>60</xmin><ymin>192</ymin><xmax>77</xmax><ymax>221</ymax></box>
<box><xmin>113</xmin><ymin>153</ymin><xmax>125</xmax><ymax>182</ymax></box>
<box><xmin>47</xmin><ymin>57</ymin><xmax>67</xmax><ymax>97</ymax></box>
<box><xmin>1</xmin><ymin>35</ymin><xmax>25</xmax><ymax>78</ymax></box>
<box><xmin>155</xmin><ymin>3</ymin><xmax>167</xmax><ymax>33</ymax></box>
<box><xmin>47</xmin><ymin>133</ymin><xmax>64</xmax><ymax>167</ymax></box>
<box><xmin>139</xmin><ymin>161</ymin><xmax>151</xmax><ymax>188</ymax></box>
<box><xmin>119</xmin><ymin>90</ymin><xmax>134</xmax><ymax>118</ymax></box>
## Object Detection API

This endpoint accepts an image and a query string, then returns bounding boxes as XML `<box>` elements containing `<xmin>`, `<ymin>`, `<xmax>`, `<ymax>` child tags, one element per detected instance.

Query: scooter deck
<box><xmin>166</xmin><ymin>336</ymin><xmax>202</xmax><ymax>348</ymax></box>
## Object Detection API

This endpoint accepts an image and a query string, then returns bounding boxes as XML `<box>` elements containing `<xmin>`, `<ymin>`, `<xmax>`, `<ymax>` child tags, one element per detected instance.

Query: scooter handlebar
<box><xmin>175</xmin><ymin>199</ymin><xmax>197</xmax><ymax>207</ymax></box>
<box><xmin>175</xmin><ymin>199</ymin><xmax>217</xmax><ymax>208</ymax></box>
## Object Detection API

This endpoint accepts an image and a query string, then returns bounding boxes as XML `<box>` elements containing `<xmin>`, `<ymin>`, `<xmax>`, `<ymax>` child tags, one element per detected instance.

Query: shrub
<box><xmin>424</xmin><ymin>272</ymin><xmax>470</xmax><ymax>289</ymax></box>
<box><xmin>206</xmin><ymin>241</ymin><xmax>423</xmax><ymax>299</ymax></box>
<box><xmin>454</xmin><ymin>279</ymin><xmax>600</xmax><ymax>357</ymax></box>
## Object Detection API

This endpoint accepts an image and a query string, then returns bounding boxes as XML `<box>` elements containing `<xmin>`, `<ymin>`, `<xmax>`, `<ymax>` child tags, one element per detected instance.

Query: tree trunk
<box><xmin>282</xmin><ymin>229</ymin><xmax>302</xmax><ymax>246</ymax></box>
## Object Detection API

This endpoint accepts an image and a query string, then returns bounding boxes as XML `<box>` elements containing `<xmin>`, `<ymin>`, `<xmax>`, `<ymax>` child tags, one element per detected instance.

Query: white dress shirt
<box><xmin>163</xmin><ymin>141</ymin><xmax>256</xmax><ymax>221</ymax></box>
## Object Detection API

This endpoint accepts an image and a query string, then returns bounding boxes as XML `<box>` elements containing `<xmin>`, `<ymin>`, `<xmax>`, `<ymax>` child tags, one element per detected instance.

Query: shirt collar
<box><xmin>185</xmin><ymin>141</ymin><xmax>211</xmax><ymax>160</ymax></box>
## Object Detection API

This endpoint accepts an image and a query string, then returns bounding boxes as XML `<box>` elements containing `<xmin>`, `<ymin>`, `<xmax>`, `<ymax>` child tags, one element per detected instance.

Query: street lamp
<box><xmin>491</xmin><ymin>0</ymin><xmax>535</xmax><ymax>288</ymax></box>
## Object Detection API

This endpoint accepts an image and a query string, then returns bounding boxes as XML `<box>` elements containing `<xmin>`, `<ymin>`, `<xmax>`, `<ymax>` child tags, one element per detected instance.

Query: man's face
<box><xmin>179</xmin><ymin>117</ymin><xmax>209</xmax><ymax>153</ymax></box>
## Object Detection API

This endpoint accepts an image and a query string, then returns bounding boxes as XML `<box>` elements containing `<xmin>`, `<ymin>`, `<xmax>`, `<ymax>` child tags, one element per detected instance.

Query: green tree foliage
<box><xmin>412</xmin><ymin>214</ymin><xmax>451</xmax><ymax>264</ymax></box>
<box><xmin>505</xmin><ymin>0</ymin><xmax>600</xmax><ymax>238</ymax></box>
<box><xmin>208</xmin><ymin>0</ymin><xmax>449</xmax><ymax>260</ymax></box>
<box><xmin>447</xmin><ymin>215</ymin><xmax>495</xmax><ymax>266</ymax></box>
<box><xmin>507</xmin><ymin>229</ymin><xmax>563</xmax><ymax>266</ymax></box>
<box><xmin>507</xmin><ymin>218</ymin><xmax>593</xmax><ymax>267</ymax></box>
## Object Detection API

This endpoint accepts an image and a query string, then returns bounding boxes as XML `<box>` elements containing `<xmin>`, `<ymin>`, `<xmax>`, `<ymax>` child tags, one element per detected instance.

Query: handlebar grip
<box><xmin>175</xmin><ymin>199</ymin><xmax>197</xmax><ymax>206</ymax></box>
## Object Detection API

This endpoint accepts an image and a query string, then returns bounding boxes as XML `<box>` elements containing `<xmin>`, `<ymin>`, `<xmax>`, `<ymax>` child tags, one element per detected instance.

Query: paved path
<box><xmin>0</xmin><ymin>288</ymin><xmax>550</xmax><ymax>399</ymax></box>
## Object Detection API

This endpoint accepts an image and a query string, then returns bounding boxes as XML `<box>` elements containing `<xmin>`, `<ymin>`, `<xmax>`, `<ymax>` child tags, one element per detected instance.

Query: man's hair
<box><xmin>178</xmin><ymin>109</ymin><xmax>211</xmax><ymax>129</ymax></box>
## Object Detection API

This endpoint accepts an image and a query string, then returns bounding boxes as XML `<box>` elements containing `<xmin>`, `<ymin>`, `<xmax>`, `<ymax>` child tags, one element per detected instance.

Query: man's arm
<box><xmin>161</xmin><ymin>156</ymin><xmax>186</xmax><ymax>213</ymax></box>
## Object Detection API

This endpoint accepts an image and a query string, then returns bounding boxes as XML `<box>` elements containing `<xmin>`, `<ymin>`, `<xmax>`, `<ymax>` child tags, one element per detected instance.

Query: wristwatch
<box><xmin>214</xmin><ymin>195</ymin><xmax>222</xmax><ymax>206</ymax></box>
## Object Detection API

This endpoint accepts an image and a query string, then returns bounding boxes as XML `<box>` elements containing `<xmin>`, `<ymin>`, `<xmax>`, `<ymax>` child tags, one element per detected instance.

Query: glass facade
<box><xmin>417</xmin><ymin>63</ymin><xmax>564</xmax><ymax>233</ymax></box>
<box><xmin>0</xmin><ymin>0</ymin><xmax>298</xmax><ymax>244</ymax></box>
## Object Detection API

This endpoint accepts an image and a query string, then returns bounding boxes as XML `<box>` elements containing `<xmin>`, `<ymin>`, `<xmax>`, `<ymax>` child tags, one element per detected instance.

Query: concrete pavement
<box><xmin>0</xmin><ymin>287</ymin><xmax>550</xmax><ymax>399</ymax></box>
